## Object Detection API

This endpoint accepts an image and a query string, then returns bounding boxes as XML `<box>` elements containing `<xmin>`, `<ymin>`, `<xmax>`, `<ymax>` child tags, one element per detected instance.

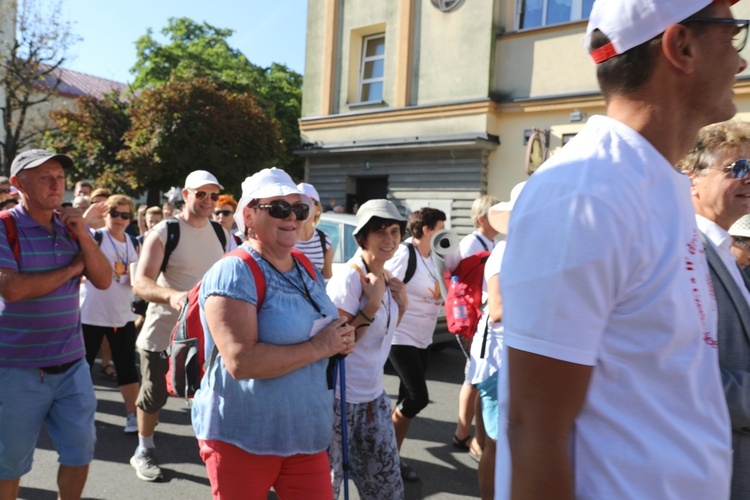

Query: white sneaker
<box><xmin>124</xmin><ymin>412</ymin><xmax>138</xmax><ymax>433</ymax></box>
<box><xmin>130</xmin><ymin>448</ymin><xmax>163</xmax><ymax>482</ymax></box>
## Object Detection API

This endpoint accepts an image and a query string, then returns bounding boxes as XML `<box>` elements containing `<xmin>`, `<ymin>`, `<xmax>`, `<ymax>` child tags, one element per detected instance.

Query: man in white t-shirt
<box><xmin>131</xmin><ymin>170</ymin><xmax>229</xmax><ymax>482</ymax></box>
<box><xmin>679</xmin><ymin>120</ymin><xmax>750</xmax><ymax>499</ymax></box>
<box><xmin>496</xmin><ymin>0</ymin><xmax>746</xmax><ymax>498</ymax></box>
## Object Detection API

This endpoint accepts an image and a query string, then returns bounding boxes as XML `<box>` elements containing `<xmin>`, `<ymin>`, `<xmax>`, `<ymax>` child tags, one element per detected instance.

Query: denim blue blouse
<box><xmin>192</xmin><ymin>246</ymin><xmax>338</xmax><ymax>456</ymax></box>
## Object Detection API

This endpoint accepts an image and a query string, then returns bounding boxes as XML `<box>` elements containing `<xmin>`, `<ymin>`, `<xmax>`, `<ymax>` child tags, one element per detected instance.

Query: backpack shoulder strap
<box><xmin>94</xmin><ymin>230</ymin><xmax>103</xmax><ymax>246</ymax></box>
<box><xmin>291</xmin><ymin>249</ymin><xmax>317</xmax><ymax>281</ymax></box>
<box><xmin>226</xmin><ymin>248</ymin><xmax>266</xmax><ymax>308</ymax></box>
<box><xmin>316</xmin><ymin>228</ymin><xmax>327</xmax><ymax>255</ymax></box>
<box><xmin>474</xmin><ymin>232</ymin><xmax>489</xmax><ymax>252</ymax></box>
<box><xmin>403</xmin><ymin>243</ymin><xmax>417</xmax><ymax>284</ymax></box>
<box><xmin>161</xmin><ymin>218</ymin><xmax>180</xmax><ymax>274</ymax></box>
<box><xmin>347</xmin><ymin>262</ymin><xmax>365</xmax><ymax>280</ymax></box>
<box><xmin>0</xmin><ymin>210</ymin><xmax>19</xmax><ymax>263</ymax></box>
<box><xmin>210</xmin><ymin>220</ymin><xmax>227</xmax><ymax>252</ymax></box>
<box><xmin>128</xmin><ymin>233</ymin><xmax>140</xmax><ymax>253</ymax></box>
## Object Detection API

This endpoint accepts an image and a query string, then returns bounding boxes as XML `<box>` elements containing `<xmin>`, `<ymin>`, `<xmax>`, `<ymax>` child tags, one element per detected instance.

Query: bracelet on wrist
<box><xmin>357</xmin><ymin>309</ymin><xmax>375</xmax><ymax>323</ymax></box>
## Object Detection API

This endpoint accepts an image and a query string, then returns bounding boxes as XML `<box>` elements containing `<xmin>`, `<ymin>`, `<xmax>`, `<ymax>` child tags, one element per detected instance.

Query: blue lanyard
<box><xmin>105</xmin><ymin>231</ymin><xmax>129</xmax><ymax>266</ymax></box>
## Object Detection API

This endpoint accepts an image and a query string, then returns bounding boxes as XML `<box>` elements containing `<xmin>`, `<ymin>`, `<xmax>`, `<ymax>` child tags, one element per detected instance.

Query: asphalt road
<box><xmin>19</xmin><ymin>343</ymin><xmax>481</xmax><ymax>500</ymax></box>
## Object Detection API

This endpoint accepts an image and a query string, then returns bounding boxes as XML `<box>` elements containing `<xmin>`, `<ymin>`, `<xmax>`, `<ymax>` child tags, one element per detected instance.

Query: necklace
<box><xmin>415</xmin><ymin>245</ymin><xmax>439</xmax><ymax>284</ymax></box>
<box><xmin>259</xmin><ymin>255</ymin><xmax>324</xmax><ymax>316</ymax></box>
<box><xmin>105</xmin><ymin>231</ymin><xmax>129</xmax><ymax>281</ymax></box>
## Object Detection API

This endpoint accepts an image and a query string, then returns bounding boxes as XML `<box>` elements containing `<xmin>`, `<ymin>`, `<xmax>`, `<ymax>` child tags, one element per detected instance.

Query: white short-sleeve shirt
<box><xmin>495</xmin><ymin>115</ymin><xmax>731</xmax><ymax>499</ymax></box>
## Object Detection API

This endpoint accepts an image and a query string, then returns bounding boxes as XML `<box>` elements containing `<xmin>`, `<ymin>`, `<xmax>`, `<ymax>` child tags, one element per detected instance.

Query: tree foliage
<box><xmin>129</xmin><ymin>18</ymin><xmax>304</xmax><ymax>178</ymax></box>
<box><xmin>0</xmin><ymin>0</ymin><xmax>78</xmax><ymax>175</ymax></box>
<box><xmin>44</xmin><ymin>91</ymin><xmax>131</xmax><ymax>191</ymax></box>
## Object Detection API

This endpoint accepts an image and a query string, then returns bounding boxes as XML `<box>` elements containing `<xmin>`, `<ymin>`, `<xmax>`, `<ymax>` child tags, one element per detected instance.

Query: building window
<box><xmin>517</xmin><ymin>0</ymin><xmax>594</xmax><ymax>30</ymax></box>
<box><xmin>358</xmin><ymin>34</ymin><xmax>385</xmax><ymax>103</ymax></box>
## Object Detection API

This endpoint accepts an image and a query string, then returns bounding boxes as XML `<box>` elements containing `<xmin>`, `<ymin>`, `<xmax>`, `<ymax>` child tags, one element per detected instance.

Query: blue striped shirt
<box><xmin>0</xmin><ymin>205</ymin><xmax>84</xmax><ymax>367</ymax></box>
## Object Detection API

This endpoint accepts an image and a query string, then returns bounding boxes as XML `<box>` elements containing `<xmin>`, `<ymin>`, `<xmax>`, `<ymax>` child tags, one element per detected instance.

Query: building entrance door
<box><xmin>350</xmin><ymin>176</ymin><xmax>388</xmax><ymax>213</ymax></box>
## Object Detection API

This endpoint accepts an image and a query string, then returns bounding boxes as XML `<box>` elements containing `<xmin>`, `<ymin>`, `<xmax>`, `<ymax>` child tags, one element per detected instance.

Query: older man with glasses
<box><xmin>679</xmin><ymin>120</ymin><xmax>750</xmax><ymax>499</ymax></box>
<box><xmin>130</xmin><ymin>170</ymin><xmax>230</xmax><ymax>482</ymax></box>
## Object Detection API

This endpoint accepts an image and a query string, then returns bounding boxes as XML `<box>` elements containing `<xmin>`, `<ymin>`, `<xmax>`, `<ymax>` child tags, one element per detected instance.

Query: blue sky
<box><xmin>60</xmin><ymin>0</ymin><xmax>308</xmax><ymax>84</ymax></box>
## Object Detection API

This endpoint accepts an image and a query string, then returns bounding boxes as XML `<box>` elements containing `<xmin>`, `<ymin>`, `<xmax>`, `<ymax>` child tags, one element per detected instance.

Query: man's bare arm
<box><xmin>507</xmin><ymin>347</ymin><xmax>593</xmax><ymax>500</ymax></box>
<box><xmin>0</xmin><ymin>255</ymin><xmax>85</xmax><ymax>302</ymax></box>
<box><xmin>133</xmin><ymin>229</ymin><xmax>186</xmax><ymax>310</ymax></box>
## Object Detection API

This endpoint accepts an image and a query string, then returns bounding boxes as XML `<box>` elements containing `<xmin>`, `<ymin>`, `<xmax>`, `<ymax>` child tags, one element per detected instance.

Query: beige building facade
<box><xmin>299</xmin><ymin>0</ymin><xmax>750</xmax><ymax>235</ymax></box>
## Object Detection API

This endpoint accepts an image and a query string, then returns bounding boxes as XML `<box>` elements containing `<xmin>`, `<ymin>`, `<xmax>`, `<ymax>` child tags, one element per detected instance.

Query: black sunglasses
<box><xmin>680</xmin><ymin>17</ymin><xmax>750</xmax><ymax>52</ymax></box>
<box><xmin>254</xmin><ymin>200</ymin><xmax>310</xmax><ymax>221</ymax></box>
<box><xmin>0</xmin><ymin>188</ymin><xmax>10</xmax><ymax>194</ymax></box>
<box><xmin>214</xmin><ymin>209</ymin><xmax>233</xmax><ymax>217</ymax></box>
<box><xmin>719</xmin><ymin>158</ymin><xmax>750</xmax><ymax>179</ymax></box>
<box><xmin>109</xmin><ymin>210</ymin><xmax>132</xmax><ymax>220</ymax></box>
<box><xmin>188</xmin><ymin>189</ymin><xmax>219</xmax><ymax>202</ymax></box>
<box><xmin>734</xmin><ymin>236</ymin><xmax>750</xmax><ymax>251</ymax></box>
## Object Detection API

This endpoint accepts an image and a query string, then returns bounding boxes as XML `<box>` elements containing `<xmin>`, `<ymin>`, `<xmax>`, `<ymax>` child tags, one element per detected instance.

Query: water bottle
<box><xmin>450</xmin><ymin>276</ymin><xmax>471</xmax><ymax>328</ymax></box>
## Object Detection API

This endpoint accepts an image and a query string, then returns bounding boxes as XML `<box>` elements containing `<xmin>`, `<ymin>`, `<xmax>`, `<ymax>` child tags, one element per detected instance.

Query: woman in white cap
<box><xmin>326</xmin><ymin>198</ymin><xmax>409</xmax><ymax>499</ymax></box>
<box><xmin>191</xmin><ymin>167</ymin><xmax>355</xmax><ymax>499</ymax></box>
<box><xmin>294</xmin><ymin>182</ymin><xmax>333</xmax><ymax>278</ymax></box>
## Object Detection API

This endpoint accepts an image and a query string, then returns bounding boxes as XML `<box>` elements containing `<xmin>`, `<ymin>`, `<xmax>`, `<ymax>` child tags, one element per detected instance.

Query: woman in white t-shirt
<box><xmin>80</xmin><ymin>194</ymin><xmax>140</xmax><ymax>433</ymax></box>
<box><xmin>384</xmin><ymin>207</ymin><xmax>446</xmax><ymax>482</ymax></box>
<box><xmin>326</xmin><ymin>199</ymin><xmax>408</xmax><ymax>499</ymax></box>
<box><xmin>294</xmin><ymin>183</ymin><xmax>333</xmax><ymax>278</ymax></box>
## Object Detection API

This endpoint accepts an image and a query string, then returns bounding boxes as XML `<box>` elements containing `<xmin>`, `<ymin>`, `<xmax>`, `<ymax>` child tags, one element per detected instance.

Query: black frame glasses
<box><xmin>254</xmin><ymin>200</ymin><xmax>310</xmax><ymax>221</ymax></box>
<box><xmin>214</xmin><ymin>209</ymin><xmax>233</xmax><ymax>217</ymax></box>
<box><xmin>734</xmin><ymin>236</ymin><xmax>750</xmax><ymax>251</ymax></box>
<box><xmin>188</xmin><ymin>189</ymin><xmax>219</xmax><ymax>202</ymax></box>
<box><xmin>109</xmin><ymin>210</ymin><xmax>132</xmax><ymax>220</ymax></box>
<box><xmin>680</xmin><ymin>17</ymin><xmax>750</xmax><ymax>52</ymax></box>
<box><xmin>718</xmin><ymin>158</ymin><xmax>750</xmax><ymax>179</ymax></box>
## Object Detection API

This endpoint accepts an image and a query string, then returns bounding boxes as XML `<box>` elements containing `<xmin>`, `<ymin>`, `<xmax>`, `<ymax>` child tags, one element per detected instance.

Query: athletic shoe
<box><xmin>130</xmin><ymin>448</ymin><xmax>163</xmax><ymax>482</ymax></box>
<box><xmin>124</xmin><ymin>413</ymin><xmax>138</xmax><ymax>433</ymax></box>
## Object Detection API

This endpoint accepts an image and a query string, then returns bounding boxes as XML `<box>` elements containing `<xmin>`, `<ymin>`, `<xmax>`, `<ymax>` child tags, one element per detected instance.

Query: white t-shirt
<box><xmin>385</xmin><ymin>241</ymin><xmax>443</xmax><ymax>348</ymax></box>
<box><xmin>445</xmin><ymin>231</ymin><xmax>495</xmax><ymax>273</ymax></box>
<box><xmin>495</xmin><ymin>115</ymin><xmax>731</xmax><ymax>499</ymax></box>
<box><xmin>80</xmin><ymin>228</ymin><xmax>138</xmax><ymax>327</ymax></box>
<box><xmin>467</xmin><ymin>241</ymin><xmax>505</xmax><ymax>384</ymax></box>
<box><xmin>326</xmin><ymin>256</ymin><xmax>399</xmax><ymax>403</ymax></box>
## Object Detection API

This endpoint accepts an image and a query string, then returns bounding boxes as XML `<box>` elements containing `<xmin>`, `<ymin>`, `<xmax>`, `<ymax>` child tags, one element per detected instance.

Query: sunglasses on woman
<box><xmin>214</xmin><ymin>209</ymin><xmax>233</xmax><ymax>217</ymax></box>
<box><xmin>254</xmin><ymin>200</ymin><xmax>310</xmax><ymax>220</ymax></box>
<box><xmin>188</xmin><ymin>189</ymin><xmax>220</xmax><ymax>201</ymax></box>
<box><xmin>109</xmin><ymin>210</ymin><xmax>132</xmax><ymax>220</ymax></box>
<box><xmin>720</xmin><ymin>159</ymin><xmax>750</xmax><ymax>179</ymax></box>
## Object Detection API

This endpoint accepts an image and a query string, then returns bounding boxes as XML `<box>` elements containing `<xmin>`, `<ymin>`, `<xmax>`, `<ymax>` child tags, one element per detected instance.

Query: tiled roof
<box><xmin>37</xmin><ymin>64</ymin><xmax>129</xmax><ymax>100</ymax></box>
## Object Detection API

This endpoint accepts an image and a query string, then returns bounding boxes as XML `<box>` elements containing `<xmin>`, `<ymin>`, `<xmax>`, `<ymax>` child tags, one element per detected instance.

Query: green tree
<box><xmin>0</xmin><ymin>0</ymin><xmax>78</xmax><ymax>175</ymax></box>
<box><xmin>119</xmin><ymin>78</ymin><xmax>282</xmax><ymax>206</ymax></box>
<box><xmin>130</xmin><ymin>18</ymin><xmax>303</xmax><ymax>179</ymax></box>
<box><xmin>44</xmin><ymin>91</ymin><xmax>132</xmax><ymax>191</ymax></box>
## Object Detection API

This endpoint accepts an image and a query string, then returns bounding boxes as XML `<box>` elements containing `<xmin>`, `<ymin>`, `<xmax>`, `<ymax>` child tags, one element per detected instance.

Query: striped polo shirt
<box><xmin>0</xmin><ymin>205</ymin><xmax>85</xmax><ymax>367</ymax></box>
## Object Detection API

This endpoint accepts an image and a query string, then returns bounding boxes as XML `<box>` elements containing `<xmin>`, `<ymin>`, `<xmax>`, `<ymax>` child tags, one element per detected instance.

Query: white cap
<box><xmin>585</xmin><ymin>0</ymin><xmax>717</xmax><ymax>63</ymax></box>
<box><xmin>297</xmin><ymin>182</ymin><xmax>320</xmax><ymax>203</ymax></box>
<box><xmin>730</xmin><ymin>214</ymin><xmax>750</xmax><ymax>238</ymax></box>
<box><xmin>184</xmin><ymin>170</ymin><xmax>223</xmax><ymax>190</ymax></box>
<box><xmin>234</xmin><ymin>168</ymin><xmax>312</xmax><ymax>234</ymax></box>
<box><xmin>488</xmin><ymin>181</ymin><xmax>526</xmax><ymax>235</ymax></box>
<box><xmin>353</xmin><ymin>199</ymin><xmax>406</xmax><ymax>236</ymax></box>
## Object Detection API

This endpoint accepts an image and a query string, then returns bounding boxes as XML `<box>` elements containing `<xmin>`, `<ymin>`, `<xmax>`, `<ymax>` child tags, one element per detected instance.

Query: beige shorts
<box><xmin>136</xmin><ymin>347</ymin><xmax>169</xmax><ymax>413</ymax></box>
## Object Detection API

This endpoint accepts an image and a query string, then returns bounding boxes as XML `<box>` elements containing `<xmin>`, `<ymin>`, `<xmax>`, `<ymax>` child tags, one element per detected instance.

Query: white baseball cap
<box><xmin>488</xmin><ymin>181</ymin><xmax>526</xmax><ymax>235</ymax></box>
<box><xmin>586</xmin><ymin>0</ymin><xmax>725</xmax><ymax>63</ymax></box>
<box><xmin>184</xmin><ymin>170</ymin><xmax>223</xmax><ymax>190</ymax></box>
<box><xmin>297</xmin><ymin>182</ymin><xmax>320</xmax><ymax>204</ymax></box>
<box><xmin>234</xmin><ymin>168</ymin><xmax>312</xmax><ymax>234</ymax></box>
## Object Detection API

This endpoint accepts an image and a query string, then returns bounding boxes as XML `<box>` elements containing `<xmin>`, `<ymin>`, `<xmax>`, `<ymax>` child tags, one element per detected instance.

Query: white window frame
<box><xmin>357</xmin><ymin>34</ymin><xmax>385</xmax><ymax>104</ymax></box>
<box><xmin>515</xmin><ymin>0</ymin><xmax>592</xmax><ymax>30</ymax></box>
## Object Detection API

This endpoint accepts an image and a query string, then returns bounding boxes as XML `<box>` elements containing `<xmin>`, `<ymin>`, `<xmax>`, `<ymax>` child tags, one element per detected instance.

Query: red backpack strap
<box><xmin>0</xmin><ymin>210</ymin><xmax>19</xmax><ymax>263</ymax></box>
<box><xmin>225</xmin><ymin>248</ymin><xmax>266</xmax><ymax>308</ymax></box>
<box><xmin>291</xmin><ymin>249</ymin><xmax>317</xmax><ymax>280</ymax></box>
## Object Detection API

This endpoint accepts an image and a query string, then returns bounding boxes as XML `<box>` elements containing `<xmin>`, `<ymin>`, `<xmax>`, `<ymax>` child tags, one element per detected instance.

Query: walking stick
<box><xmin>338</xmin><ymin>357</ymin><xmax>350</xmax><ymax>500</ymax></box>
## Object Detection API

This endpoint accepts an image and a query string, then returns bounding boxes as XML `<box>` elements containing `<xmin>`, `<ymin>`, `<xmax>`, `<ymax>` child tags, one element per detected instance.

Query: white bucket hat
<box><xmin>730</xmin><ymin>214</ymin><xmax>750</xmax><ymax>239</ymax></box>
<box><xmin>585</xmin><ymin>0</ymin><xmax>718</xmax><ymax>63</ymax></box>
<box><xmin>297</xmin><ymin>182</ymin><xmax>320</xmax><ymax>204</ymax></box>
<box><xmin>353</xmin><ymin>199</ymin><xmax>406</xmax><ymax>236</ymax></box>
<box><xmin>234</xmin><ymin>168</ymin><xmax>312</xmax><ymax>234</ymax></box>
<box><xmin>488</xmin><ymin>181</ymin><xmax>526</xmax><ymax>235</ymax></box>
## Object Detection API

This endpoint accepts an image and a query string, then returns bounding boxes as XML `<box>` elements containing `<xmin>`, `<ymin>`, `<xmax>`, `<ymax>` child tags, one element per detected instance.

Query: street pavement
<box><xmin>20</xmin><ymin>343</ymin><xmax>482</xmax><ymax>499</ymax></box>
